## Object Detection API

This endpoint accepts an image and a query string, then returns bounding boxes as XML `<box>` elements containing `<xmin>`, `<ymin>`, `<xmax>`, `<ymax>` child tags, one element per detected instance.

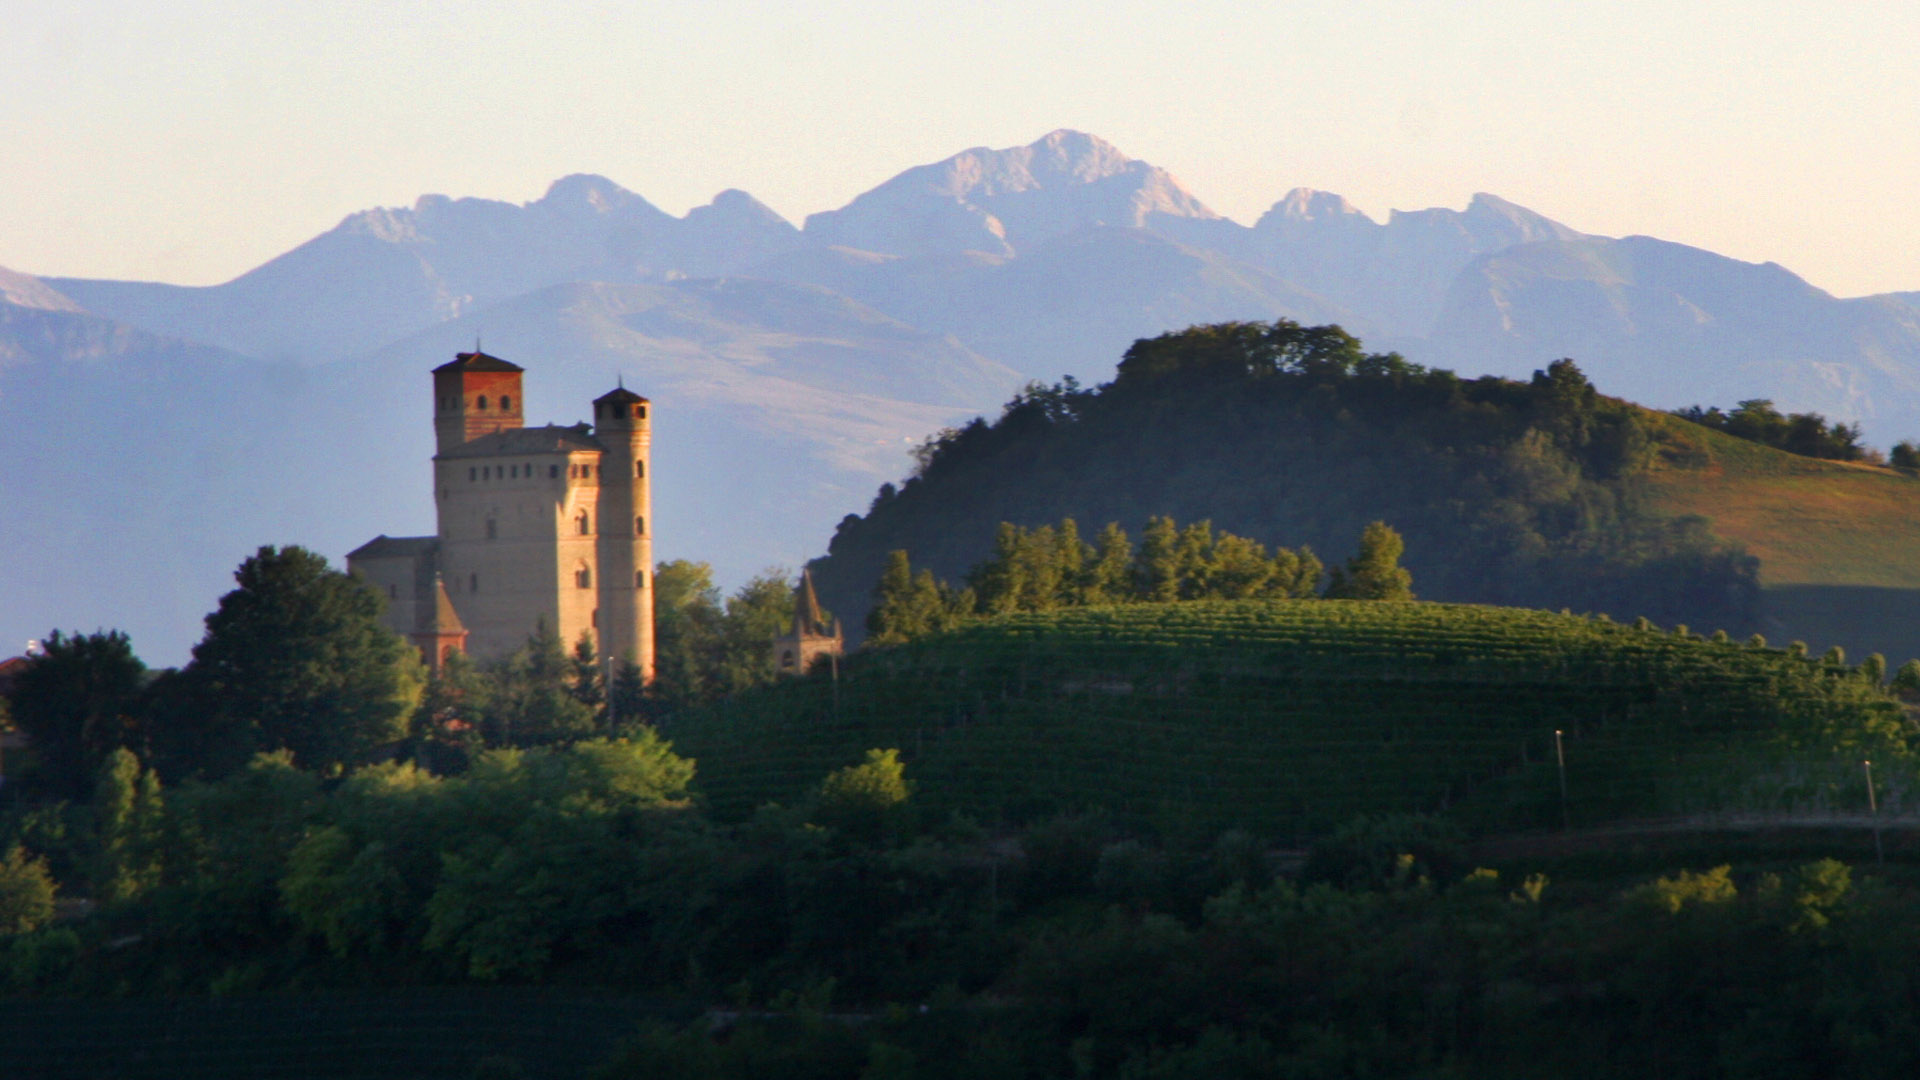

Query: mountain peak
<box><xmin>804</xmin><ymin>130</ymin><xmax>1216</xmax><ymax>257</ymax></box>
<box><xmin>1271</xmin><ymin>188</ymin><xmax>1371</xmax><ymax>224</ymax></box>
<box><xmin>536</xmin><ymin>174</ymin><xmax>670</xmax><ymax>224</ymax></box>
<box><xmin>0</xmin><ymin>266</ymin><xmax>85</xmax><ymax>313</ymax></box>
<box><xmin>1463</xmin><ymin>192</ymin><xmax>1584</xmax><ymax>243</ymax></box>
<box><xmin>687</xmin><ymin>188</ymin><xmax>793</xmax><ymax>229</ymax></box>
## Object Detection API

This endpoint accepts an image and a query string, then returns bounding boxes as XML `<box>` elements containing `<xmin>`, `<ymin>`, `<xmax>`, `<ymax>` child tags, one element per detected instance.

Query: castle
<box><xmin>349</xmin><ymin>351</ymin><xmax>654</xmax><ymax>680</ymax></box>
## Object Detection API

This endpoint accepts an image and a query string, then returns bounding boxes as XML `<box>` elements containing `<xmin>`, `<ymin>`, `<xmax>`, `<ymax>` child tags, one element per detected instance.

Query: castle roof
<box><xmin>419</xmin><ymin>575</ymin><xmax>466</xmax><ymax>636</ymax></box>
<box><xmin>437</xmin><ymin>423</ymin><xmax>604</xmax><ymax>459</ymax></box>
<box><xmin>790</xmin><ymin>569</ymin><xmax>837</xmax><ymax>638</ymax></box>
<box><xmin>593</xmin><ymin>386</ymin><xmax>651</xmax><ymax>406</ymax></box>
<box><xmin>433</xmin><ymin>350</ymin><xmax>522</xmax><ymax>374</ymax></box>
<box><xmin>347</xmin><ymin>534</ymin><xmax>439</xmax><ymax>560</ymax></box>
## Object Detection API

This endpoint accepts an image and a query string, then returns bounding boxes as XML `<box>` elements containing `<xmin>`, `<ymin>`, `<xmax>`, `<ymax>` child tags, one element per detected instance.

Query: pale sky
<box><xmin>4</xmin><ymin>0</ymin><xmax>1916</xmax><ymax>298</ymax></box>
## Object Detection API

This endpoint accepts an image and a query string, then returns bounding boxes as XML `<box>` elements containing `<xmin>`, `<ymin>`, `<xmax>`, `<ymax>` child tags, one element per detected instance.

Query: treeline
<box><xmin>1674</xmin><ymin>399</ymin><xmax>1869</xmax><ymax>462</ymax></box>
<box><xmin>2</xmin><ymin>548</ymin><xmax>799</xmax><ymax>806</ymax></box>
<box><xmin>809</xmin><ymin>322</ymin><xmax>1761</xmax><ymax>643</ymax></box>
<box><xmin>7</xmin><ymin>733</ymin><xmax>1920</xmax><ymax>1080</ymax></box>
<box><xmin>867</xmin><ymin>516</ymin><xmax>1410</xmax><ymax>644</ymax></box>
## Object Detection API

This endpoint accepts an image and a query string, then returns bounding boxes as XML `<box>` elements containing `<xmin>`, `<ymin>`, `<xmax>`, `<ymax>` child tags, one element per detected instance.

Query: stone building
<box><xmin>349</xmin><ymin>351</ymin><xmax>654</xmax><ymax>679</ymax></box>
<box><xmin>771</xmin><ymin>568</ymin><xmax>843</xmax><ymax>676</ymax></box>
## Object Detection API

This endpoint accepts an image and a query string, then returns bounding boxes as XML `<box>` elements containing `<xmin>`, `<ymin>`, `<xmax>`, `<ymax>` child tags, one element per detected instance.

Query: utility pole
<box><xmin>1865</xmin><ymin>759</ymin><xmax>1884</xmax><ymax>865</ymax></box>
<box><xmin>1555</xmin><ymin>729</ymin><xmax>1570</xmax><ymax>832</ymax></box>
<box><xmin>606</xmin><ymin>654</ymin><xmax>617</xmax><ymax>730</ymax></box>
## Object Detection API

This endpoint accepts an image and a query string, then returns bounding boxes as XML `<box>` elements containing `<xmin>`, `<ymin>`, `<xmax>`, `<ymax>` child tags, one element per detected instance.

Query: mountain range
<box><xmin>6</xmin><ymin>129</ymin><xmax>1919</xmax><ymax>664</ymax></box>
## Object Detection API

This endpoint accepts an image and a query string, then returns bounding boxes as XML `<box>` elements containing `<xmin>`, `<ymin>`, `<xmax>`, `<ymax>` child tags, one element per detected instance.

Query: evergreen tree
<box><xmin>1134</xmin><ymin>516</ymin><xmax>1182</xmax><ymax>602</ymax></box>
<box><xmin>492</xmin><ymin>620</ymin><xmax>596</xmax><ymax>746</ymax></box>
<box><xmin>92</xmin><ymin>748</ymin><xmax>164</xmax><ymax>905</ymax></box>
<box><xmin>1325</xmin><ymin>522</ymin><xmax>1415</xmax><ymax>601</ymax></box>
<box><xmin>569</xmin><ymin>630</ymin><xmax>605</xmax><ymax>713</ymax></box>
<box><xmin>1079</xmin><ymin>523</ymin><xmax>1134</xmax><ymax>604</ymax></box>
<box><xmin>0</xmin><ymin>846</ymin><xmax>56</xmax><ymax>935</ymax></box>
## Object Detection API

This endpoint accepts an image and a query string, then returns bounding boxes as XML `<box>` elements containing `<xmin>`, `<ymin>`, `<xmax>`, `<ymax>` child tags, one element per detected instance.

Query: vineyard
<box><xmin>669</xmin><ymin>600</ymin><xmax>1917</xmax><ymax>839</ymax></box>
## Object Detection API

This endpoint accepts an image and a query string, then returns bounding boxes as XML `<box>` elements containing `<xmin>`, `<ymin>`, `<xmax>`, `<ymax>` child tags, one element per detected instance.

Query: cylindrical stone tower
<box><xmin>591</xmin><ymin>386</ymin><xmax>654</xmax><ymax>682</ymax></box>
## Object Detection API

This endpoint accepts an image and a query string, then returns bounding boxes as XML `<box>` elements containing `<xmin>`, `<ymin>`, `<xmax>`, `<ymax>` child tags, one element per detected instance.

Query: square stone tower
<box><xmin>349</xmin><ymin>351</ymin><xmax>654</xmax><ymax>681</ymax></box>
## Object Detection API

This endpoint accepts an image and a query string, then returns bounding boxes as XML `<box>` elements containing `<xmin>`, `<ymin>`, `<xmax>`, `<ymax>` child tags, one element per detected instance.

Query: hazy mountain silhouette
<box><xmin>10</xmin><ymin>128</ymin><xmax>1920</xmax><ymax>662</ymax></box>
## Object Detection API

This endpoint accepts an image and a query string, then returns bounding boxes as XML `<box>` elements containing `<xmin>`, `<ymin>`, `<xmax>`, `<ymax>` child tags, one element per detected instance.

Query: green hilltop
<box><xmin>670</xmin><ymin>599</ymin><xmax>1912</xmax><ymax>839</ymax></box>
<box><xmin>807</xmin><ymin>320</ymin><xmax>1920</xmax><ymax>661</ymax></box>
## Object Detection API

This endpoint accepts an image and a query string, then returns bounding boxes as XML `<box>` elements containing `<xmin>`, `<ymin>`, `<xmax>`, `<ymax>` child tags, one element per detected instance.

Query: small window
<box><xmin>549</xmin><ymin>464</ymin><xmax>559</xmax><ymax>479</ymax></box>
<box><xmin>635</xmin><ymin>516</ymin><xmax>645</xmax><ymax>536</ymax></box>
<box><xmin>486</xmin><ymin>518</ymin><xmax>497</xmax><ymax>540</ymax></box>
<box><xmin>596</xmin><ymin>465</ymin><xmax>603</xmax><ymax>479</ymax></box>
<box><xmin>478</xmin><ymin>395</ymin><xmax>488</xmax><ymax>409</ymax></box>
<box><xmin>637</xmin><ymin>405</ymin><xmax>646</xmax><ymax>419</ymax></box>
<box><xmin>501</xmin><ymin>395</ymin><xmax>512</xmax><ymax>411</ymax></box>
<box><xmin>576</xmin><ymin>565</ymin><xmax>592</xmax><ymax>589</ymax></box>
<box><xmin>469</xmin><ymin>572</ymin><xmax>478</xmax><ymax>593</ymax></box>
<box><xmin>592</xmin><ymin>609</ymin><xmax>599</xmax><ymax>628</ymax></box>
<box><xmin>636</xmin><ymin>569</ymin><xmax>647</xmax><ymax>588</ymax></box>
<box><xmin>468</xmin><ymin>467</ymin><xmax>476</xmax><ymax>482</ymax></box>
<box><xmin>577</xmin><ymin>511</ymin><xmax>591</xmax><ymax>535</ymax></box>
<box><xmin>635</xmin><ymin>461</ymin><xmax>644</xmax><ymax>478</ymax></box>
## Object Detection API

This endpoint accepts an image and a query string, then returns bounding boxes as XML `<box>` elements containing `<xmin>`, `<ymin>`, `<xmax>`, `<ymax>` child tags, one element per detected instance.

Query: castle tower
<box><xmin>772</xmin><ymin>568</ymin><xmax>842</xmax><ymax>676</ymax></box>
<box><xmin>433</xmin><ymin>350</ymin><xmax>525</xmax><ymax>455</ymax></box>
<box><xmin>592</xmin><ymin>385</ymin><xmax>654</xmax><ymax>681</ymax></box>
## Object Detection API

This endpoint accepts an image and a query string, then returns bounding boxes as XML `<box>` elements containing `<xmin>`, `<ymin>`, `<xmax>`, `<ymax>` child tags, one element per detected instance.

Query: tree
<box><xmin>717</xmin><ymin>571</ymin><xmax>796</xmax><ymax>694</ymax></box>
<box><xmin>183</xmin><ymin>546</ymin><xmax>424</xmax><ymax>775</ymax></box>
<box><xmin>813</xmin><ymin>748</ymin><xmax>912</xmax><ymax>841</ymax></box>
<box><xmin>649</xmin><ymin>560</ymin><xmax>726</xmax><ymax>708</ymax></box>
<box><xmin>92</xmin><ymin>748</ymin><xmax>164</xmax><ymax>905</ymax></box>
<box><xmin>491</xmin><ymin>620</ymin><xmax>596</xmax><ymax>746</ymax></box>
<box><xmin>7</xmin><ymin>630</ymin><xmax>148</xmax><ymax>800</ymax></box>
<box><xmin>0</xmin><ymin>846</ymin><xmax>57</xmax><ymax>935</ymax></box>
<box><xmin>1133</xmin><ymin>516</ymin><xmax>1182</xmax><ymax>602</ymax></box>
<box><xmin>1892</xmin><ymin>441</ymin><xmax>1920</xmax><ymax>470</ymax></box>
<box><xmin>1325</xmin><ymin>522</ymin><xmax>1415</xmax><ymax>601</ymax></box>
<box><xmin>867</xmin><ymin>552</ymin><xmax>970</xmax><ymax>645</ymax></box>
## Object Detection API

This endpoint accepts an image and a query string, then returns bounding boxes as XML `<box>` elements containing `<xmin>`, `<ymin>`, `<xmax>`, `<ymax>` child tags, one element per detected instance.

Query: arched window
<box><xmin>477</xmin><ymin>395</ymin><xmax>488</xmax><ymax>409</ymax></box>
<box><xmin>501</xmin><ymin>395</ymin><xmax>512</xmax><ymax>411</ymax></box>
<box><xmin>577</xmin><ymin>511</ymin><xmax>591</xmax><ymax>535</ymax></box>
<box><xmin>635</xmin><ymin>461</ymin><xmax>645</xmax><ymax>478</ymax></box>
<box><xmin>635</xmin><ymin>570</ymin><xmax>646</xmax><ymax>588</ymax></box>
<box><xmin>637</xmin><ymin>406</ymin><xmax>646</xmax><ymax>419</ymax></box>
<box><xmin>635</xmin><ymin>516</ymin><xmax>645</xmax><ymax>536</ymax></box>
<box><xmin>576</xmin><ymin>564</ymin><xmax>592</xmax><ymax>589</ymax></box>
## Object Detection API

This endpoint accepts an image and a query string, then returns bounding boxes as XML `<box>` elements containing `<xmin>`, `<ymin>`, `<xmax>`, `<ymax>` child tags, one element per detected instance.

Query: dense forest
<box><xmin>810</xmin><ymin>321</ymin><xmax>1761</xmax><ymax>642</ymax></box>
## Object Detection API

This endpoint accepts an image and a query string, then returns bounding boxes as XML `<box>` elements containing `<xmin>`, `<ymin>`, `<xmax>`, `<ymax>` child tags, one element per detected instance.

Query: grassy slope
<box><xmin>1640</xmin><ymin>414</ymin><xmax>1920</xmax><ymax>661</ymax></box>
<box><xmin>673</xmin><ymin>600</ymin><xmax>1906</xmax><ymax>841</ymax></box>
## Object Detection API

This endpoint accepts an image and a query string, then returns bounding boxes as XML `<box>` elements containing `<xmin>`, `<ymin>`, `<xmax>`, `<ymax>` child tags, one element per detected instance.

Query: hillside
<box><xmin>808</xmin><ymin>323</ymin><xmax>1768</xmax><ymax>638</ymax></box>
<box><xmin>1639</xmin><ymin>412</ymin><xmax>1920</xmax><ymax>662</ymax></box>
<box><xmin>806</xmin><ymin>321</ymin><xmax>1920</xmax><ymax>661</ymax></box>
<box><xmin>670</xmin><ymin>599</ymin><xmax>1910</xmax><ymax>838</ymax></box>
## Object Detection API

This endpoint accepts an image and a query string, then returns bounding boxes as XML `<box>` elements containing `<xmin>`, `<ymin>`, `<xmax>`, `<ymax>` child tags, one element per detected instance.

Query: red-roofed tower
<box><xmin>433</xmin><ymin>350</ymin><xmax>525</xmax><ymax>453</ymax></box>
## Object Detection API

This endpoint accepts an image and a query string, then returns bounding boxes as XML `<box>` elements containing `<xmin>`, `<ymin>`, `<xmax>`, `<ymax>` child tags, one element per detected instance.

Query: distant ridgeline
<box><xmin>1672</xmin><ymin>399</ymin><xmax>1869</xmax><ymax>463</ymax></box>
<box><xmin>810</xmin><ymin>321</ymin><xmax>1760</xmax><ymax>639</ymax></box>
